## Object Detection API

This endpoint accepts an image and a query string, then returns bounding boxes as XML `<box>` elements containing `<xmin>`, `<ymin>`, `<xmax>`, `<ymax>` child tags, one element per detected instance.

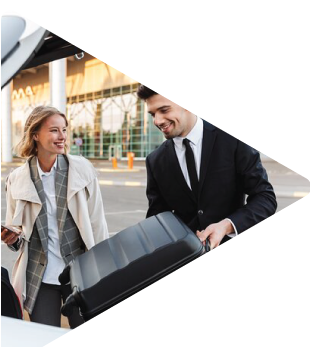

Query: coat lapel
<box><xmin>199</xmin><ymin>120</ymin><xmax>217</xmax><ymax>193</ymax></box>
<box><xmin>29</xmin><ymin>156</ymin><xmax>49</xmax><ymax>255</ymax></box>
<box><xmin>55</xmin><ymin>155</ymin><xmax>69</xmax><ymax>245</ymax></box>
<box><xmin>166</xmin><ymin>139</ymin><xmax>197</xmax><ymax>203</ymax></box>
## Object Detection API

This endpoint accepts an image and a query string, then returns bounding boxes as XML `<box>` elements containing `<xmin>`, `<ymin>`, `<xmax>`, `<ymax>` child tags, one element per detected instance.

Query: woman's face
<box><xmin>34</xmin><ymin>114</ymin><xmax>67</xmax><ymax>158</ymax></box>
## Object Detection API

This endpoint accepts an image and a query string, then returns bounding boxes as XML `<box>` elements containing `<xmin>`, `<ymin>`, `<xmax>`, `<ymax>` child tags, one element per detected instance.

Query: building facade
<box><xmin>8</xmin><ymin>54</ymin><xmax>164</xmax><ymax>160</ymax></box>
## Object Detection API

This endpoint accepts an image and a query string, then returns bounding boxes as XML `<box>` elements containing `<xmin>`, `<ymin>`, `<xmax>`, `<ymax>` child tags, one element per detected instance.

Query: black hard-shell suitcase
<box><xmin>1</xmin><ymin>266</ymin><xmax>23</xmax><ymax>319</ymax></box>
<box><xmin>60</xmin><ymin>212</ymin><xmax>206</xmax><ymax>321</ymax></box>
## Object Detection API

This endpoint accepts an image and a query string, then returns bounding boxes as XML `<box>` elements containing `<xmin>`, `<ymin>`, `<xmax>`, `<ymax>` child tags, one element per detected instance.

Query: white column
<box><xmin>1</xmin><ymin>82</ymin><xmax>13</xmax><ymax>162</ymax></box>
<box><xmin>49</xmin><ymin>58</ymin><xmax>67</xmax><ymax>113</ymax></box>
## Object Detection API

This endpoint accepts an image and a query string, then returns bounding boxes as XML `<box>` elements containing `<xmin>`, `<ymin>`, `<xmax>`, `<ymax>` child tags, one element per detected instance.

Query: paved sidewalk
<box><xmin>261</xmin><ymin>160</ymin><xmax>310</xmax><ymax>198</ymax></box>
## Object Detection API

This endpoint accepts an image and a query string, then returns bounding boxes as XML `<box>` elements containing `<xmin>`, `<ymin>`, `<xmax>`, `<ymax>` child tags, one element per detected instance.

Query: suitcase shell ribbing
<box><xmin>60</xmin><ymin>212</ymin><xmax>205</xmax><ymax>321</ymax></box>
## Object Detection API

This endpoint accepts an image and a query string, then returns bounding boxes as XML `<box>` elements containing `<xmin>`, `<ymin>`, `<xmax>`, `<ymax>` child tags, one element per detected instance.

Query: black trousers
<box><xmin>29</xmin><ymin>282</ymin><xmax>84</xmax><ymax>329</ymax></box>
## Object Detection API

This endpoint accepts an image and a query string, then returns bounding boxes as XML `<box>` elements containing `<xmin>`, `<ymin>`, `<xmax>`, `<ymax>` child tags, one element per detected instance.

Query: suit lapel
<box><xmin>55</xmin><ymin>154</ymin><xmax>68</xmax><ymax>245</ymax></box>
<box><xmin>166</xmin><ymin>140</ymin><xmax>197</xmax><ymax>203</ymax></box>
<box><xmin>199</xmin><ymin>121</ymin><xmax>217</xmax><ymax>193</ymax></box>
<box><xmin>29</xmin><ymin>156</ymin><xmax>49</xmax><ymax>255</ymax></box>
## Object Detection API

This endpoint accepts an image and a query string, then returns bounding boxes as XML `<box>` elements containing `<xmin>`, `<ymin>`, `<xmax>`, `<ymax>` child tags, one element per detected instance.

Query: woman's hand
<box><xmin>1</xmin><ymin>226</ymin><xmax>22</xmax><ymax>245</ymax></box>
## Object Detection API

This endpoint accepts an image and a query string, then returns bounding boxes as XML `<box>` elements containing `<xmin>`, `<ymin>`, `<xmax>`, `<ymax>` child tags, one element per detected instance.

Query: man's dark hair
<box><xmin>137</xmin><ymin>85</ymin><xmax>158</xmax><ymax>100</ymax></box>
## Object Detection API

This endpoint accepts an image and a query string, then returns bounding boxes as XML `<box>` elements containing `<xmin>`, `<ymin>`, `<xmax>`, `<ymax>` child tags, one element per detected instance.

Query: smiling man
<box><xmin>137</xmin><ymin>85</ymin><xmax>277</xmax><ymax>249</ymax></box>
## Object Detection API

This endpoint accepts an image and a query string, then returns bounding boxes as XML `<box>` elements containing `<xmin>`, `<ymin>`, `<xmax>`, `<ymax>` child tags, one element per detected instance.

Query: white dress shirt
<box><xmin>173</xmin><ymin>117</ymin><xmax>238</xmax><ymax>236</ymax></box>
<box><xmin>37</xmin><ymin>158</ymin><xmax>66</xmax><ymax>285</ymax></box>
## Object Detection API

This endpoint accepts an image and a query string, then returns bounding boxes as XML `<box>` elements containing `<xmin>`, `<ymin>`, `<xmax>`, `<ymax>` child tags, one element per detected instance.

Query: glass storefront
<box><xmin>11</xmin><ymin>84</ymin><xmax>163</xmax><ymax>160</ymax></box>
<box><xmin>68</xmin><ymin>83</ymin><xmax>163</xmax><ymax>159</ymax></box>
<box><xmin>10</xmin><ymin>56</ymin><xmax>164</xmax><ymax>160</ymax></box>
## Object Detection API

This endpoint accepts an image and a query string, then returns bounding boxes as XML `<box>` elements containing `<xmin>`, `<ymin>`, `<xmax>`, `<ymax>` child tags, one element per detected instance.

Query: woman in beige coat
<box><xmin>1</xmin><ymin>106</ymin><xmax>109</xmax><ymax>328</ymax></box>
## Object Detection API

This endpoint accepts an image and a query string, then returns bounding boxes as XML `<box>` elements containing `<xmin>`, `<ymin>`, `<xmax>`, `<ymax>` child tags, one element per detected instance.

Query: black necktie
<box><xmin>183</xmin><ymin>138</ymin><xmax>199</xmax><ymax>198</ymax></box>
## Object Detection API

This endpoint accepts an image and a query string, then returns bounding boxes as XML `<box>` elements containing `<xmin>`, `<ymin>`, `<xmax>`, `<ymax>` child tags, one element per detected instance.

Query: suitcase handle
<box><xmin>61</xmin><ymin>289</ymin><xmax>78</xmax><ymax>317</ymax></box>
<box><xmin>204</xmin><ymin>239</ymin><xmax>211</xmax><ymax>253</ymax></box>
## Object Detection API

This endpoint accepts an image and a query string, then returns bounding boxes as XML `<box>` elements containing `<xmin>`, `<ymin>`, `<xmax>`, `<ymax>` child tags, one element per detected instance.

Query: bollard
<box><xmin>127</xmin><ymin>152</ymin><xmax>135</xmax><ymax>170</ymax></box>
<box><xmin>112</xmin><ymin>157</ymin><xmax>118</xmax><ymax>169</ymax></box>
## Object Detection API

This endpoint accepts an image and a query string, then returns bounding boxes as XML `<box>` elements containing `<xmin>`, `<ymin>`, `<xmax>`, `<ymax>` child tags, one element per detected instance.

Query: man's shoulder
<box><xmin>146</xmin><ymin>140</ymin><xmax>169</xmax><ymax>163</ymax></box>
<box><xmin>201</xmin><ymin>119</ymin><xmax>238</xmax><ymax>144</ymax></box>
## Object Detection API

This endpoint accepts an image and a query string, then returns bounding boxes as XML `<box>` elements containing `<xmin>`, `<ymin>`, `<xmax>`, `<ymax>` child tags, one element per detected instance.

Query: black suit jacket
<box><xmin>146</xmin><ymin>120</ymin><xmax>277</xmax><ymax>234</ymax></box>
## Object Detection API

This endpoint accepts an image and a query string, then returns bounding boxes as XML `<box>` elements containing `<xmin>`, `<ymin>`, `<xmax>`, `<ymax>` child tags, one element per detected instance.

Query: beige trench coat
<box><xmin>5</xmin><ymin>154</ymin><xmax>109</xmax><ymax>311</ymax></box>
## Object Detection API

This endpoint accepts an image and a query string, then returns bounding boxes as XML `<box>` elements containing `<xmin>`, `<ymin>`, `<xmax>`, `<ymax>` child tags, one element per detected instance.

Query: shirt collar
<box><xmin>36</xmin><ymin>157</ymin><xmax>57</xmax><ymax>179</ymax></box>
<box><xmin>173</xmin><ymin>116</ymin><xmax>203</xmax><ymax>149</ymax></box>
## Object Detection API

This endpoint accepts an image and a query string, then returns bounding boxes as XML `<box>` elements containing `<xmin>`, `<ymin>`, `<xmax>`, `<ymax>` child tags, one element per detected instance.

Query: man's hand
<box><xmin>196</xmin><ymin>219</ymin><xmax>234</xmax><ymax>250</ymax></box>
<box><xmin>1</xmin><ymin>226</ymin><xmax>22</xmax><ymax>245</ymax></box>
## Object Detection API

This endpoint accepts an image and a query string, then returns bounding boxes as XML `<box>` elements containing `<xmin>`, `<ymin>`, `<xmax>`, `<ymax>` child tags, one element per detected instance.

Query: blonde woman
<box><xmin>1</xmin><ymin>106</ymin><xmax>109</xmax><ymax>328</ymax></box>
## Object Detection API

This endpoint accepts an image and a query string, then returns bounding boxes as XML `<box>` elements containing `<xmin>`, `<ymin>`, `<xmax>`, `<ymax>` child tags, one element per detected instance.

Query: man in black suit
<box><xmin>137</xmin><ymin>85</ymin><xmax>277</xmax><ymax>249</ymax></box>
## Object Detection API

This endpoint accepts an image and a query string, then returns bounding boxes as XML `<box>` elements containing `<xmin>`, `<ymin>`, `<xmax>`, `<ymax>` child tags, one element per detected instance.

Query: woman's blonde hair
<box><xmin>15</xmin><ymin>106</ymin><xmax>68</xmax><ymax>158</ymax></box>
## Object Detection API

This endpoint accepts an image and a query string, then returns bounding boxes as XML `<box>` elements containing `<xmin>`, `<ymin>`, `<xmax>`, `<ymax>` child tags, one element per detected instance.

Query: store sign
<box><xmin>12</xmin><ymin>86</ymin><xmax>34</xmax><ymax>100</ymax></box>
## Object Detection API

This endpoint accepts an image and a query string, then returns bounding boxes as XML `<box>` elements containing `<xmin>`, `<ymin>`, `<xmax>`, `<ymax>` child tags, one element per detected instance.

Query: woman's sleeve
<box><xmin>5</xmin><ymin>174</ymin><xmax>16</xmax><ymax>226</ymax></box>
<box><xmin>5</xmin><ymin>174</ymin><xmax>23</xmax><ymax>252</ymax></box>
<box><xmin>86</xmin><ymin>177</ymin><xmax>110</xmax><ymax>244</ymax></box>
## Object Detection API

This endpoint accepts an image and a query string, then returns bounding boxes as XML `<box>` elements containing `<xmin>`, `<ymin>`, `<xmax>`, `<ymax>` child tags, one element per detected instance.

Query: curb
<box><xmin>99</xmin><ymin>180</ymin><xmax>146</xmax><ymax>187</ymax></box>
